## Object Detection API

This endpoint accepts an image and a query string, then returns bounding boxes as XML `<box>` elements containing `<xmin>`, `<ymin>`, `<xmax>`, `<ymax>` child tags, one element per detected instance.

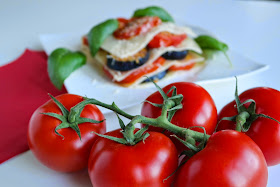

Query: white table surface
<box><xmin>1</xmin><ymin>0</ymin><xmax>280</xmax><ymax>186</ymax></box>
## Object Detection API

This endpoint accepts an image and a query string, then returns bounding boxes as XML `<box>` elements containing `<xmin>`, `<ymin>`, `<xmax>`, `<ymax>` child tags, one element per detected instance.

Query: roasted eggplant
<box><xmin>162</xmin><ymin>50</ymin><xmax>188</xmax><ymax>60</ymax></box>
<box><xmin>107</xmin><ymin>48</ymin><xmax>150</xmax><ymax>71</ymax></box>
<box><xmin>142</xmin><ymin>70</ymin><xmax>167</xmax><ymax>83</ymax></box>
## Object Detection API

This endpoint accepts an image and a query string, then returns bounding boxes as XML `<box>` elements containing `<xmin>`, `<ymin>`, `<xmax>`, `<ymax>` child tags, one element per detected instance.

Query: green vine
<box><xmin>66</xmin><ymin>81</ymin><xmax>209</xmax><ymax>150</ymax></box>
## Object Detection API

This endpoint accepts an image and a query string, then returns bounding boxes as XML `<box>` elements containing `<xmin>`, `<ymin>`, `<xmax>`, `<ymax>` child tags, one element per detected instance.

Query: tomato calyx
<box><xmin>145</xmin><ymin>78</ymin><xmax>184</xmax><ymax>122</ymax></box>
<box><xmin>92</xmin><ymin>117</ymin><xmax>150</xmax><ymax>146</ymax></box>
<box><xmin>162</xmin><ymin>126</ymin><xmax>209</xmax><ymax>182</ymax></box>
<box><xmin>170</xmin><ymin>126</ymin><xmax>208</xmax><ymax>165</ymax></box>
<box><xmin>175</xmin><ymin>126</ymin><xmax>207</xmax><ymax>153</ymax></box>
<box><xmin>42</xmin><ymin>94</ymin><xmax>104</xmax><ymax>140</ymax></box>
<box><xmin>217</xmin><ymin>77</ymin><xmax>280</xmax><ymax>132</ymax></box>
<box><xmin>69</xmin><ymin>98</ymin><xmax>149</xmax><ymax>145</ymax></box>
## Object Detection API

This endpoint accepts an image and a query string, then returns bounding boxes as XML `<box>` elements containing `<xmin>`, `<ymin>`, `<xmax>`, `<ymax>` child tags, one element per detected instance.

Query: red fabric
<box><xmin>0</xmin><ymin>49</ymin><xmax>66</xmax><ymax>164</ymax></box>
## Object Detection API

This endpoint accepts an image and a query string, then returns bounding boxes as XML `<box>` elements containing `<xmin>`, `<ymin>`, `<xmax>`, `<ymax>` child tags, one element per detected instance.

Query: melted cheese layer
<box><xmin>101</xmin><ymin>38</ymin><xmax>202</xmax><ymax>81</ymax></box>
<box><xmin>101</xmin><ymin>22</ymin><xmax>199</xmax><ymax>58</ymax></box>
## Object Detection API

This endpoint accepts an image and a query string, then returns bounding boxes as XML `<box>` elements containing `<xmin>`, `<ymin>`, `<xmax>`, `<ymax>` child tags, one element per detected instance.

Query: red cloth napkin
<box><xmin>0</xmin><ymin>49</ymin><xmax>66</xmax><ymax>164</ymax></box>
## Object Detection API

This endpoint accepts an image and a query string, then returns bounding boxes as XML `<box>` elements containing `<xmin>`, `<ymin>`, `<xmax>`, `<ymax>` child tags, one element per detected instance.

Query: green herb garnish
<box><xmin>48</xmin><ymin>48</ymin><xmax>86</xmax><ymax>90</ymax></box>
<box><xmin>132</xmin><ymin>6</ymin><xmax>174</xmax><ymax>22</ymax></box>
<box><xmin>87</xmin><ymin>19</ymin><xmax>119</xmax><ymax>57</ymax></box>
<box><xmin>195</xmin><ymin>35</ymin><xmax>232</xmax><ymax>66</ymax></box>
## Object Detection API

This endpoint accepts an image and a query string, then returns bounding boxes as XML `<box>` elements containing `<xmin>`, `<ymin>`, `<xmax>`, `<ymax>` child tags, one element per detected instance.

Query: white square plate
<box><xmin>40</xmin><ymin>27</ymin><xmax>268</xmax><ymax>113</ymax></box>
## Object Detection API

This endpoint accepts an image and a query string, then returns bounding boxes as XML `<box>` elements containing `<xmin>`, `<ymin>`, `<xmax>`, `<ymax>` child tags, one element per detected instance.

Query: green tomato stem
<box><xmin>127</xmin><ymin>115</ymin><xmax>209</xmax><ymax>142</ymax></box>
<box><xmin>68</xmin><ymin>98</ymin><xmax>135</xmax><ymax>123</ymax></box>
<box><xmin>235</xmin><ymin>111</ymin><xmax>250</xmax><ymax>132</ymax></box>
<box><xmin>68</xmin><ymin>97</ymin><xmax>210</xmax><ymax>143</ymax></box>
<box><xmin>161</xmin><ymin>100</ymin><xmax>174</xmax><ymax>118</ymax></box>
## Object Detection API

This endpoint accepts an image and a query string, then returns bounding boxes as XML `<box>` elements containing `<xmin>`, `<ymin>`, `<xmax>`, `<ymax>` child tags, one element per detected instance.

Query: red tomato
<box><xmin>169</xmin><ymin>62</ymin><xmax>195</xmax><ymax>71</ymax></box>
<box><xmin>174</xmin><ymin>130</ymin><xmax>268</xmax><ymax>187</ymax></box>
<box><xmin>113</xmin><ymin>16</ymin><xmax>162</xmax><ymax>40</ymax></box>
<box><xmin>88</xmin><ymin>129</ymin><xmax>178</xmax><ymax>187</ymax></box>
<box><xmin>217</xmin><ymin>87</ymin><xmax>280</xmax><ymax>166</ymax></box>
<box><xmin>28</xmin><ymin>94</ymin><xmax>106</xmax><ymax>172</ymax></box>
<box><xmin>148</xmin><ymin>32</ymin><xmax>187</xmax><ymax>48</ymax></box>
<box><xmin>82</xmin><ymin>36</ymin><xmax>88</xmax><ymax>46</ymax></box>
<box><xmin>141</xmin><ymin>82</ymin><xmax>217</xmax><ymax>154</ymax></box>
<box><xmin>116</xmin><ymin>17</ymin><xmax>130</xmax><ymax>29</ymax></box>
<box><xmin>103</xmin><ymin>57</ymin><xmax>166</xmax><ymax>87</ymax></box>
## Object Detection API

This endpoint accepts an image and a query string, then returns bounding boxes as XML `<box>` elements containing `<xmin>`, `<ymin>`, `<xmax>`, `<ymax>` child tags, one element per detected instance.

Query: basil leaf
<box><xmin>132</xmin><ymin>6</ymin><xmax>174</xmax><ymax>22</ymax></box>
<box><xmin>88</xmin><ymin>19</ymin><xmax>119</xmax><ymax>57</ymax></box>
<box><xmin>195</xmin><ymin>35</ymin><xmax>228</xmax><ymax>52</ymax></box>
<box><xmin>195</xmin><ymin>35</ymin><xmax>232</xmax><ymax>66</ymax></box>
<box><xmin>200</xmin><ymin>49</ymin><xmax>216</xmax><ymax>60</ymax></box>
<box><xmin>48</xmin><ymin>48</ymin><xmax>86</xmax><ymax>90</ymax></box>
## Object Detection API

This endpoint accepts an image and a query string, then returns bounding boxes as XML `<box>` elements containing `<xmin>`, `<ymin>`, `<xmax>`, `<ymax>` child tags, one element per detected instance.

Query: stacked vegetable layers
<box><xmin>82</xmin><ymin>16</ymin><xmax>205</xmax><ymax>87</ymax></box>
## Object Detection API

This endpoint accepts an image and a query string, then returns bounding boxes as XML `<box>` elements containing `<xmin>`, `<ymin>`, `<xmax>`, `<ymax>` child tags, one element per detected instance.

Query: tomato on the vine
<box><xmin>88</xmin><ymin>129</ymin><xmax>178</xmax><ymax>187</ymax></box>
<box><xmin>28</xmin><ymin>94</ymin><xmax>106</xmax><ymax>172</ymax></box>
<box><xmin>174</xmin><ymin>130</ymin><xmax>268</xmax><ymax>187</ymax></box>
<box><xmin>141</xmin><ymin>82</ymin><xmax>217</xmax><ymax>153</ymax></box>
<box><xmin>217</xmin><ymin>87</ymin><xmax>280</xmax><ymax>166</ymax></box>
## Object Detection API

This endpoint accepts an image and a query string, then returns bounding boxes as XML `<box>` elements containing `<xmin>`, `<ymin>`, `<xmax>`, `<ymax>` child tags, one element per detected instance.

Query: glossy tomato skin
<box><xmin>28</xmin><ymin>94</ymin><xmax>106</xmax><ymax>172</ymax></box>
<box><xmin>174</xmin><ymin>130</ymin><xmax>268</xmax><ymax>187</ymax></box>
<box><xmin>141</xmin><ymin>82</ymin><xmax>217</xmax><ymax>153</ymax></box>
<box><xmin>88</xmin><ymin>129</ymin><xmax>178</xmax><ymax>187</ymax></box>
<box><xmin>217</xmin><ymin>87</ymin><xmax>280</xmax><ymax>166</ymax></box>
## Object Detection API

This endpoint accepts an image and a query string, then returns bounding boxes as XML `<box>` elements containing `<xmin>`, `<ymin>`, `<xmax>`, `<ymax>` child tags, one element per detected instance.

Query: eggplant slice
<box><xmin>142</xmin><ymin>70</ymin><xmax>168</xmax><ymax>83</ymax></box>
<box><xmin>107</xmin><ymin>48</ymin><xmax>150</xmax><ymax>71</ymax></box>
<box><xmin>162</xmin><ymin>50</ymin><xmax>188</xmax><ymax>60</ymax></box>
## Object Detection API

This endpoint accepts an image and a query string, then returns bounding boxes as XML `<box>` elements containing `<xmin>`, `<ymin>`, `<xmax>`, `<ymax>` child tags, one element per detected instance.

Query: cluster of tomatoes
<box><xmin>27</xmin><ymin>81</ymin><xmax>280</xmax><ymax>186</ymax></box>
